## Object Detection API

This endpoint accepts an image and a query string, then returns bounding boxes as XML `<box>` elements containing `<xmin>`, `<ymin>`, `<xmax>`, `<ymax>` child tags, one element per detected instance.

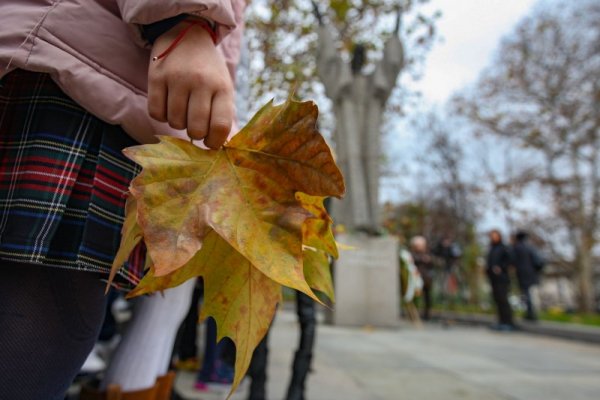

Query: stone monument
<box><xmin>313</xmin><ymin>4</ymin><xmax>404</xmax><ymax>327</ymax></box>
<box><xmin>332</xmin><ymin>233</ymin><xmax>400</xmax><ymax>327</ymax></box>
<box><xmin>315</xmin><ymin>5</ymin><xmax>404</xmax><ymax>232</ymax></box>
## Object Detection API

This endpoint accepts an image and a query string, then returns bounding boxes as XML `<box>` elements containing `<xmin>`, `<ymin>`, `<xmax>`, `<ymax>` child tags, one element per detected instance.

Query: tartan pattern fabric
<box><xmin>0</xmin><ymin>70</ymin><xmax>145</xmax><ymax>289</ymax></box>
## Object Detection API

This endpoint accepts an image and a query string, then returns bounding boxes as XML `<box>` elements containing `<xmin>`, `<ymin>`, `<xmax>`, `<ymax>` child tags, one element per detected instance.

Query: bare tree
<box><xmin>404</xmin><ymin>112</ymin><xmax>474</xmax><ymax>230</ymax></box>
<box><xmin>455</xmin><ymin>0</ymin><xmax>600</xmax><ymax>311</ymax></box>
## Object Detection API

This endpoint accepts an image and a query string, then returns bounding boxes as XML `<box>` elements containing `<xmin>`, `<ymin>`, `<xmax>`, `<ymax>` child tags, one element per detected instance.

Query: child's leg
<box><xmin>175</xmin><ymin>279</ymin><xmax>203</xmax><ymax>362</ymax></box>
<box><xmin>0</xmin><ymin>262</ymin><xmax>106</xmax><ymax>400</ymax></box>
<box><xmin>102</xmin><ymin>278</ymin><xmax>195</xmax><ymax>391</ymax></box>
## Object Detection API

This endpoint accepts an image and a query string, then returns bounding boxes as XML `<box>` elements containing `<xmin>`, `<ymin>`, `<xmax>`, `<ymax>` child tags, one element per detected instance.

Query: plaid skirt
<box><xmin>0</xmin><ymin>70</ymin><xmax>145</xmax><ymax>289</ymax></box>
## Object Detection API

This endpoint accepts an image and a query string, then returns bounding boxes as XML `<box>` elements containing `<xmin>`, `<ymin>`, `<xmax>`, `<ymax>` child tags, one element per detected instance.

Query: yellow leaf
<box><xmin>125</xmin><ymin>260</ymin><xmax>198</xmax><ymax>298</ymax></box>
<box><xmin>124</xmin><ymin>99</ymin><xmax>344</xmax><ymax>300</ymax></box>
<box><xmin>296</xmin><ymin>192</ymin><xmax>338</xmax><ymax>258</ymax></box>
<box><xmin>107</xmin><ymin>196</ymin><xmax>143</xmax><ymax>290</ymax></box>
<box><xmin>303</xmin><ymin>248</ymin><xmax>334</xmax><ymax>302</ymax></box>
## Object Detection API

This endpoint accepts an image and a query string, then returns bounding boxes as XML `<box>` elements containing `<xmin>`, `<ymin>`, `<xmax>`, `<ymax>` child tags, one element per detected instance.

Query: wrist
<box><xmin>141</xmin><ymin>15</ymin><xmax>188</xmax><ymax>45</ymax></box>
<box><xmin>152</xmin><ymin>18</ymin><xmax>217</xmax><ymax>61</ymax></box>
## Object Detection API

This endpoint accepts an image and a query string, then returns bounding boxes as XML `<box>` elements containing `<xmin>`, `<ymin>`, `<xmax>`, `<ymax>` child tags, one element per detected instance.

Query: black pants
<box><xmin>491</xmin><ymin>280</ymin><xmax>513</xmax><ymax>326</ymax></box>
<box><xmin>521</xmin><ymin>285</ymin><xmax>537</xmax><ymax>321</ymax></box>
<box><xmin>286</xmin><ymin>292</ymin><xmax>316</xmax><ymax>400</ymax></box>
<box><xmin>422</xmin><ymin>284</ymin><xmax>432</xmax><ymax>320</ymax></box>
<box><xmin>248</xmin><ymin>292</ymin><xmax>316</xmax><ymax>400</ymax></box>
<box><xmin>0</xmin><ymin>262</ymin><xmax>106</xmax><ymax>400</ymax></box>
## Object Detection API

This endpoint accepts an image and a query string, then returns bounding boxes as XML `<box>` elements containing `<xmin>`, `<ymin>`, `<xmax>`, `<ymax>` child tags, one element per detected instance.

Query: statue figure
<box><xmin>313</xmin><ymin>3</ymin><xmax>405</xmax><ymax>232</ymax></box>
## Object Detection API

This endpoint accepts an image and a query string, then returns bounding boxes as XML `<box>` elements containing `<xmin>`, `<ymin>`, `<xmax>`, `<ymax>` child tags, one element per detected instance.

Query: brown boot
<box><xmin>79</xmin><ymin>383</ymin><xmax>122</xmax><ymax>400</ymax></box>
<box><xmin>79</xmin><ymin>383</ymin><xmax>158</xmax><ymax>400</ymax></box>
<box><xmin>155</xmin><ymin>371</ymin><xmax>176</xmax><ymax>400</ymax></box>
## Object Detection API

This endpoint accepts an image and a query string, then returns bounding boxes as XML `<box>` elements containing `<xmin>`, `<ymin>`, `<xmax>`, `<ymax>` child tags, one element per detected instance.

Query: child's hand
<box><xmin>148</xmin><ymin>22</ymin><xmax>234</xmax><ymax>149</ymax></box>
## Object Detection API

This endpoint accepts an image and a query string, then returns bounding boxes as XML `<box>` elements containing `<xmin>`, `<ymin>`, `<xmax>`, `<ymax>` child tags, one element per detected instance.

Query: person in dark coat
<box><xmin>486</xmin><ymin>230</ymin><xmax>515</xmax><ymax>330</ymax></box>
<box><xmin>511</xmin><ymin>231</ymin><xmax>544</xmax><ymax>321</ymax></box>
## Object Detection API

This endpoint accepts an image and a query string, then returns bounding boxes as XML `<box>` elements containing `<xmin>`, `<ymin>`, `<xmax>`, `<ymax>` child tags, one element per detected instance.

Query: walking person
<box><xmin>0</xmin><ymin>1</ymin><xmax>244</xmax><ymax>398</ymax></box>
<box><xmin>434</xmin><ymin>236</ymin><xmax>462</xmax><ymax>306</ymax></box>
<box><xmin>486</xmin><ymin>230</ymin><xmax>515</xmax><ymax>331</ymax></box>
<box><xmin>512</xmin><ymin>231</ymin><xmax>544</xmax><ymax>321</ymax></box>
<box><xmin>410</xmin><ymin>236</ymin><xmax>435</xmax><ymax>321</ymax></box>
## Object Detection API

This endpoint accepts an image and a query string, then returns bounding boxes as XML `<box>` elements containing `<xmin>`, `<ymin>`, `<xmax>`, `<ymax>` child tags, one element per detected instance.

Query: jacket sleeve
<box><xmin>116</xmin><ymin>0</ymin><xmax>238</xmax><ymax>44</ymax></box>
<box><xmin>215</xmin><ymin>0</ymin><xmax>246</xmax><ymax>83</ymax></box>
<box><xmin>141</xmin><ymin>15</ymin><xmax>189</xmax><ymax>44</ymax></box>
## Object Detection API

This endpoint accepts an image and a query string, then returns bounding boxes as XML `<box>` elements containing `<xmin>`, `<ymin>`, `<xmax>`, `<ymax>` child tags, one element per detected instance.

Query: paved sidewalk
<box><xmin>434</xmin><ymin>311</ymin><xmax>600</xmax><ymax>344</ymax></box>
<box><xmin>175</xmin><ymin>309</ymin><xmax>600</xmax><ymax>400</ymax></box>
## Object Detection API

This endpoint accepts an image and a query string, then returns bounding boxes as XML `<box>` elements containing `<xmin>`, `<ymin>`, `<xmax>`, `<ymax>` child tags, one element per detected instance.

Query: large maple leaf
<box><xmin>110</xmin><ymin>98</ymin><xmax>344</xmax><ymax>397</ymax></box>
<box><xmin>124</xmin><ymin>99</ymin><xmax>343</xmax><ymax>297</ymax></box>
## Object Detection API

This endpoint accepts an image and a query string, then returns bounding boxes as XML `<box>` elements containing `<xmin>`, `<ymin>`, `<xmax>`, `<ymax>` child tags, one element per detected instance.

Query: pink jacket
<box><xmin>0</xmin><ymin>0</ymin><xmax>245</xmax><ymax>144</ymax></box>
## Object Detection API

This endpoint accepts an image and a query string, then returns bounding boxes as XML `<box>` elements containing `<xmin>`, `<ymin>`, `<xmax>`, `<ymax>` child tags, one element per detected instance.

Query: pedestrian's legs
<box><xmin>492</xmin><ymin>280</ymin><xmax>513</xmax><ymax>326</ymax></box>
<box><xmin>491</xmin><ymin>280</ymin><xmax>503</xmax><ymax>324</ymax></box>
<box><xmin>248</xmin><ymin>329</ymin><xmax>270</xmax><ymax>400</ymax></box>
<box><xmin>523</xmin><ymin>286</ymin><xmax>537</xmax><ymax>321</ymax></box>
<box><xmin>0</xmin><ymin>262</ymin><xmax>106</xmax><ymax>400</ymax></box>
<box><xmin>196</xmin><ymin>320</ymin><xmax>235</xmax><ymax>388</ymax></box>
<box><xmin>286</xmin><ymin>291</ymin><xmax>316</xmax><ymax>400</ymax></box>
<box><xmin>422</xmin><ymin>285</ymin><xmax>432</xmax><ymax>320</ymax></box>
<box><xmin>198</xmin><ymin>317</ymin><xmax>219</xmax><ymax>381</ymax></box>
<box><xmin>499</xmin><ymin>283</ymin><xmax>514</xmax><ymax>326</ymax></box>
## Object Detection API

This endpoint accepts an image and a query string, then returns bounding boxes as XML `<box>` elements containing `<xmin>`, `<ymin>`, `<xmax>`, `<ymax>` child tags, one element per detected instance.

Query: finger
<box><xmin>166</xmin><ymin>83</ymin><xmax>189</xmax><ymax>131</ymax></box>
<box><xmin>187</xmin><ymin>89</ymin><xmax>211</xmax><ymax>141</ymax></box>
<box><xmin>147</xmin><ymin>76</ymin><xmax>167</xmax><ymax>122</ymax></box>
<box><xmin>204</xmin><ymin>91</ymin><xmax>233</xmax><ymax>150</ymax></box>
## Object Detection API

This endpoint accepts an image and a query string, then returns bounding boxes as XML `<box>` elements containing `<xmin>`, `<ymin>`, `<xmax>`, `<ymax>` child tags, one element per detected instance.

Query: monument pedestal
<box><xmin>331</xmin><ymin>234</ymin><xmax>400</xmax><ymax>327</ymax></box>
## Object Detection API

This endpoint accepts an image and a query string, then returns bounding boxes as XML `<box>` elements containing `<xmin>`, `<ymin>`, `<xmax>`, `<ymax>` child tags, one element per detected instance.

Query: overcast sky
<box><xmin>415</xmin><ymin>0</ymin><xmax>538</xmax><ymax>105</ymax></box>
<box><xmin>381</xmin><ymin>0</ymin><xmax>539</xmax><ymax>206</ymax></box>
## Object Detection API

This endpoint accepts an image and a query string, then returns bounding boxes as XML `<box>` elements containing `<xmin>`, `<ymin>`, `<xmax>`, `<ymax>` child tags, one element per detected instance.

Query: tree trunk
<box><xmin>578</xmin><ymin>240</ymin><xmax>596</xmax><ymax>312</ymax></box>
<box><xmin>467</xmin><ymin>262</ymin><xmax>480</xmax><ymax>306</ymax></box>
